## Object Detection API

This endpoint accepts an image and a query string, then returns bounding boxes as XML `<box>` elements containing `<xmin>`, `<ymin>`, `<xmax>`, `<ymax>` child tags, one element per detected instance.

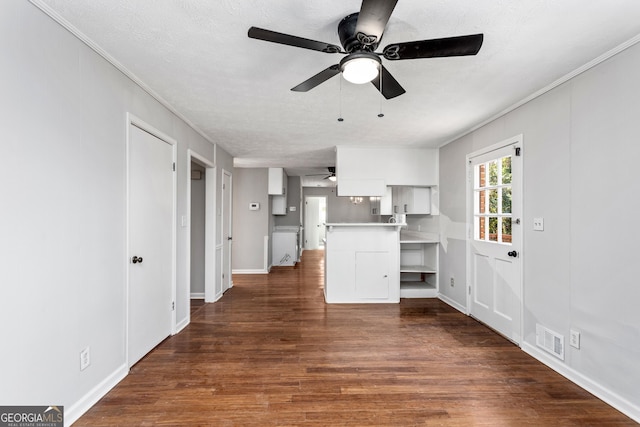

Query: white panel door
<box><xmin>128</xmin><ymin>124</ymin><xmax>173</xmax><ymax>366</ymax></box>
<box><xmin>304</xmin><ymin>197</ymin><xmax>321</xmax><ymax>250</ymax></box>
<box><xmin>468</xmin><ymin>138</ymin><xmax>522</xmax><ymax>344</ymax></box>
<box><xmin>222</xmin><ymin>170</ymin><xmax>232</xmax><ymax>293</ymax></box>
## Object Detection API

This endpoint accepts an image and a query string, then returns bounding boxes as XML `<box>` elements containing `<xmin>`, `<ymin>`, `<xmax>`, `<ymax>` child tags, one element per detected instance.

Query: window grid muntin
<box><xmin>474</xmin><ymin>156</ymin><xmax>512</xmax><ymax>245</ymax></box>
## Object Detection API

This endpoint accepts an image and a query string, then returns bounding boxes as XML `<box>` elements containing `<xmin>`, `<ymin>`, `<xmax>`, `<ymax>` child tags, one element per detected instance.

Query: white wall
<box><xmin>274</xmin><ymin>176</ymin><xmax>302</xmax><ymax>227</ymax></box>
<box><xmin>439</xmin><ymin>41</ymin><xmax>640</xmax><ymax>419</ymax></box>
<box><xmin>231</xmin><ymin>168</ymin><xmax>270</xmax><ymax>272</ymax></box>
<box><xmin>0</xmin><ymin>2</ymin><xmax>230</xmax><ymax>423</ymax></box>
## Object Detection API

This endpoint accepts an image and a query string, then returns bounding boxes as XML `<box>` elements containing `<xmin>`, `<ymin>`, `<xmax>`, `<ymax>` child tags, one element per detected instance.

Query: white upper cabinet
<box><xmin>336</xmin><ymin>146</ymin><xmax>438</xmax><ymax>196</ymax></box>
<box><xmin>269</xmin><ymin>168</ymin><xmax>288</xmax><ymax>215</ymax></box>
<box><xmin>370</xmin><ymin>186</ymin><xmax>393</xmax><ymax>215</ymax></box>
<box><xmin>268</xmin><ymin>168</ymin><xmax>287</xmax><ymax>195</ymax></box>
<box><xmin>392</xmin><ymin>186</ymin><xmax>431</xmax><ymax>215</ymax></box>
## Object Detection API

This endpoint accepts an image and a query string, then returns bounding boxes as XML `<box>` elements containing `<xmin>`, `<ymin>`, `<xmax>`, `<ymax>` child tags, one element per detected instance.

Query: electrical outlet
<box><xmin>450</xmin><ymin>277</ymin><xmax>455</xmax><ymax>287</ymax></box>
<box><xmin>570</xmin><ymin>330</ymin><xmax>580</xmax><ymax>349</ymax></box>
<box><xmin>533</xmin><ymin>217</ymin><xmax>544</xmax><ymax>231</ymax></box>
<box><xmin>80</xmin><ymin>347</ymin><xmax>91</xmax><ymax>371</ymax></box>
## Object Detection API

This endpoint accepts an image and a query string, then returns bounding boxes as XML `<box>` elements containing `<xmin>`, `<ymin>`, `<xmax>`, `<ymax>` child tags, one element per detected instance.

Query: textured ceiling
<box><xmin>35</xmin><ymin>0</ymin><xmax>640</xmax><ymax>184</ymax></box>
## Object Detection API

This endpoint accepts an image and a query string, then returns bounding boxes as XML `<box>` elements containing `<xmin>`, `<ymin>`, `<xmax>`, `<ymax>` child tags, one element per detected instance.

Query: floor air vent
<box><xmin>536</xmin><ymin>324</ymin><xmax>564</xmax><ymax>360</ymax></box>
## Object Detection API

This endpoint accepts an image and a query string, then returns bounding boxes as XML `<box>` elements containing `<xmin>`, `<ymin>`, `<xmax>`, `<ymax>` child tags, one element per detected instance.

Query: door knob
<box><xmin>132</xmin><ymin>256</ymin><xmax>143</xmax><ymax>264</ymax></box>
<box><xmin>507</xmin><ymin>251</ymin><xmax>518</xmax><ymax>258</ymax></box>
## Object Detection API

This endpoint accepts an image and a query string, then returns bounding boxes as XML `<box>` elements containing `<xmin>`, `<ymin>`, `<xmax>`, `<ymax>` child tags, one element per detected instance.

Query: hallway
<box><xmin>76</xmin><ymin>250</ymin><xmax>635</xmax><ymax>426</ymax></box>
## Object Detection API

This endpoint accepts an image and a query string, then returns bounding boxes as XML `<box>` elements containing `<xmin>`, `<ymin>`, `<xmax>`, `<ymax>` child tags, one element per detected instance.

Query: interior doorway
<box><xmin>304</xmin><ymin>196</ymin><xmax>327</xmax><ymax>250</ymax></box>
<box><xmin>187</xmin><ymin>150</ymin><xmax>216</xmax><ymax>306</ymax></box>
<box><xmin>189</xmin><ymin>161</ymin><xmax>206</xmax><ymax>299</ymax></box>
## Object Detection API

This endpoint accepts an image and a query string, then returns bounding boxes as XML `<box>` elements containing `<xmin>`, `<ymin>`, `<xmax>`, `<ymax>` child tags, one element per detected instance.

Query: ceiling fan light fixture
<box><xmin>340</xmin><ymin>53</ymin><xmax>381</xmax><ymax>85</ymax></box>
<box><xmin>328</xmin><ymin>175</ymin><xmax>337</xmax><ymax>182</ymax></box>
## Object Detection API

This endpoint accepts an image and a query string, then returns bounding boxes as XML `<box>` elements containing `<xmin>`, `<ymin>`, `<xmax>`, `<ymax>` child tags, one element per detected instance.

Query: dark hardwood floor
<box><xmin>75</xmin><ymin>250</ymin><xmax>636</xmax><ymax>426</ymax></box>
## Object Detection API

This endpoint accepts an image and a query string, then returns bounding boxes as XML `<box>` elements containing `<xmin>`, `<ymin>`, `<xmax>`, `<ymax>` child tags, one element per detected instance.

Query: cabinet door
<box><xmin>380</xmin><ymin>186</ymin><xmax>393</xmax><ymax>215</ymax></box>
<box><xmin>272</xmin><ymin>195</ymin><xmax>286</xmax><ymax>215</ymax></box>
<box><xmin>355</xmin><ymin>252</ymin><xmax>389</xmax><ymax>299</ymax></box>
<box><xmin>392</xmin><ymin>186</ymin><xmax>431</xmax><ymax>214</ymax></box>
<box><xmin>407</xmin><ymin>187</ymin><xmax>431</xmax><ymax>214</ymax></box>
<box><xmin>268</xmin><ymin>168</ymin><xmax>286</xmax><ymax>195</ymax></box>
<box><xmin>391</xmin><ymin>186</ymin><xmax>404</xmax><ymax>214</ymax></box>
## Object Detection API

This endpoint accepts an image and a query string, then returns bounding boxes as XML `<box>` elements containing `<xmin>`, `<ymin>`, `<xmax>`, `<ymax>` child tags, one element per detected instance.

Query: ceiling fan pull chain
<box><xmin>338</xmin><ymin>74</ymin><xmax>344</xmax><ymax>122</ymax></box>
<box><xmin>378</xmin><ymin>67</ymin><xmax>384</xmax><ymax>118</ymax></box>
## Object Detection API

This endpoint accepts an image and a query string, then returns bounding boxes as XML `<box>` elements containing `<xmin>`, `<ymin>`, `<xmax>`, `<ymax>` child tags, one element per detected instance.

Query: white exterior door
<box><xmin>222</xmin><ymin>170</ymin><xmax>232</xmax><ymax>293</ymax></box>
<box><xmin>127</xmin><ymin>123</ymin><xmax>174</xmax><ymax>366</ymax></box>
<box><xmin>468</xmin><ymin>136</ymin><xmax>523</xmax><ymax>344</ymax></box>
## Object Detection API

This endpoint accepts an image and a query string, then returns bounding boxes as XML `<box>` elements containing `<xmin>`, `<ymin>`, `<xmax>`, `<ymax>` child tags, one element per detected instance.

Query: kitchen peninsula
<box><xmin>324</xmin><ymin>223</ymin><xmax>405</xmax><ymax>303</ymax></box>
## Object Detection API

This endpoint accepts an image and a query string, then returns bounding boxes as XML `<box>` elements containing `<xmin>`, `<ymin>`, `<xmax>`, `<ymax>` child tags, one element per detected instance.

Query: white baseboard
<box><xmin>438</xmin><ymin>293</ymin><xmax>468</xmax><ymax>314</ymax></box>
<box><xmin>64</xmin><ymin>364</ymin><xmax>128</xmax><ymax>427</ymax></box>
<box><xmin>522</xmin><ymin>342</ymin><xmax>640</xmax><ymax>424</ymax></box>
<box><xmin>232</xmin><ymin>269</ymin><xmax>269</xmax><ymax>275</ymax></box>
<box><xmin>175</xmin><ymin>316</ymin><xmax>190</xmax><ymax>334</ymax></box>
<box><xmin>190</xmin><ymin>292</ymin><xmax>205</xmax><ymax>299</ymax></box>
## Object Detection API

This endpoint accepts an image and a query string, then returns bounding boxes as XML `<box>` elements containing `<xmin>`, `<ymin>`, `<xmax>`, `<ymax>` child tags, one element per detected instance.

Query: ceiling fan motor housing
<box><xmin>338</xmin><ymin>13</ymin><xmax>380</xmax><ymax>52</ymax></box>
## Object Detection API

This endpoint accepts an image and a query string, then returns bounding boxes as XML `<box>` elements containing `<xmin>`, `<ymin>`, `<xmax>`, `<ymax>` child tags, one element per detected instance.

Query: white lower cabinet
<box><xmin>355</xmin><ymin>252</ymin><xmax>390</xmax><ymax>299</ymax></box>
<box><xmin>399</xmin><ymin>236</ymin><xmax>438</xmax><ymax>298</ymax></box>
<box><xmin>324</xmin><ymin>224</ymin><xmax>401</xmax><ymax>303</ymax></box>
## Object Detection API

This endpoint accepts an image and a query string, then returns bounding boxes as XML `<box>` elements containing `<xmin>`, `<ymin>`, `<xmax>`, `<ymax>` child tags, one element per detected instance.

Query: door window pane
<box><xmin>489</xmin><ymin>217</ymin><xmax>498</xmax><ymax>241</ymax></box>
<box><xmin>478</xmin><ymin>164</ymin><xmax>486</xmax><ymax>187</ymax></box>
<box><xmin>489</xmin><ymin>160</ymin><xmax>498</xmax><ymax>186</ymax></box>
<box><xmin>502</xmin><ymin>218</ymin><xmax>512</xmax><ymax>243</ymax></box>
<box><xmin>489</xmin><ymin>189</ymin><xmax>498</xmax><ymax>214</ymax></box>
<box><xmin>478</xmin><ymin>217</ymin><xmax>486</xmax><ymax>240</ymax></box>
<box><xmin>502</xmin><ymin>156</ymin><xmax>512</xmax><ymax>184</ymax></box>
<box><xmin>478</xmin><ymin>190</ymin><xmax>486</xmax><ymax>214</ymax></box>
<box><xmin>502</xmin><ymin>187</ymin><xmax>512</xmax><ymax>214</ymax></box>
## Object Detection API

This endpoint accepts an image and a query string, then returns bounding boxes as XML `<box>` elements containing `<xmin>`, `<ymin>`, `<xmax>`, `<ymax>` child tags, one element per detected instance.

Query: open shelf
<box><xmin>400</xmin><ymin>281</ymin><xmax>438</xmax><ymax>298</ymax></box>
<box><xmin>400</xmin><ymin>264</ymin><xmax>437</xmax><ymax>274</ymax></box>
<box><xmin>400</xmin><ymin>239</ymin><xmax>438</xmax><ymax>298</ymax></box>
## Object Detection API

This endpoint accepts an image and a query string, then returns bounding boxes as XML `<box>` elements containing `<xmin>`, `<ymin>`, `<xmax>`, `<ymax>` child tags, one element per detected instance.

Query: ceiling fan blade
<box><xmin>371</xmin><ymin>65</ymin><xmax>406</xmax><ymax>99</ymax></box>
<box><xmin>383</xmin><ymin>34</ymin><xmax>484</xmax><ymax>60</ymax></box>
<box><xmin>355</xmin><ymin>0</ymin><xmax>399</xmax><ymax>44</ymax></box>
<box><xmin>248</xmin><ymin>27</ymin><xmax>343</xmax><ymax>53</ymax></box>
<box><xmin>291</xmin><ymin>65</ymin><xmax>340</xmax><ymax>92</ymax></box>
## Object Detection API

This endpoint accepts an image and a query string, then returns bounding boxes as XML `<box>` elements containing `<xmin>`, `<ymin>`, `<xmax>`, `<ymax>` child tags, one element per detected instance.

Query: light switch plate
<box><xmin>533</xmin><ymin>217</ymin><xmax>544</xmax><ymax>231</ymax></box>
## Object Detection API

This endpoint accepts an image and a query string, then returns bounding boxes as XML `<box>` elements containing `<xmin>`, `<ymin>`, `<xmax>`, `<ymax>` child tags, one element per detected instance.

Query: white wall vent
<box><xmin>536</xmin><ymin>324</ymin><xmax>565</xmax><ymax>360</ymax></box>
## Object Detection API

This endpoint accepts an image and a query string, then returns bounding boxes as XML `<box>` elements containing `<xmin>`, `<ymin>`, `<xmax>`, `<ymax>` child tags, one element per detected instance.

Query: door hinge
<box><xmin>468</xmin><ymin>286</ymin><xmax>471</xmax><ymax>295</ymax></box>
<box><xmin>172</xmin><ymin>301</ymin><xmax>175</xmax><ymax>310</ymax></box>
<box><xmin>514</xmin><ymin>147</ymin><xmax>521</xmax><ymax>156</ymax></box>
<box><xmin>172</xmin><ymin>162</ymin><xmax>176</xmax><ymax>171</ymax></box>
<box><xmin>223</xmin><ymin>183</ymin><xmax>225</xmax><ymax>189</ymax></box>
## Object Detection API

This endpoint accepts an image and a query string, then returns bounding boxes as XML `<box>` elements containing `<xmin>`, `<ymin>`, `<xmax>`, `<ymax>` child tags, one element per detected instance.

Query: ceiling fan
<box><xmin>248</xmin><ymin>0</ymin><xmax>483</xmax><ymax>99</ymax></box>
<box><xmin>306</xmin><ymin>167</ymin><xmax>337</xmax><ymax>181</ymax></box>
